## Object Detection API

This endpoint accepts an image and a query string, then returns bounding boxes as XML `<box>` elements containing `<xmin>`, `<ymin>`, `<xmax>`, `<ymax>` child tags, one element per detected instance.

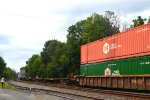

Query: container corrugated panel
<box><xmin>87</xmin><ymin>40</ymin><xmax>103</xmax><ymax>63</ymax></box>
<box><xmin>84</xmin><ymin>23</ymin><xmax>150</xmax><ymax>64</ymax></box>
<box><xmin>80</xmin><ymin>55</ymin><xmax>150</xmax><ymax>76</ymax></box>
<box><xmin>81</xmin><ymin>44</ymin><xmax>88</xmax><ymax>64</ymax></box>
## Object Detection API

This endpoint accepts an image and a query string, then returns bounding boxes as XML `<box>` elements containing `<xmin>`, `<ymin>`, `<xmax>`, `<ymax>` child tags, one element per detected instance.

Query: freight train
<box><xmin>75</xmin><ymin>23</ymin><xmax>150</xmax><ymax>91</ymax></box>
<box><xmin>19</xmin><ymin>23</ymin><xmax>150</xmax><ymax>91</ymax></box>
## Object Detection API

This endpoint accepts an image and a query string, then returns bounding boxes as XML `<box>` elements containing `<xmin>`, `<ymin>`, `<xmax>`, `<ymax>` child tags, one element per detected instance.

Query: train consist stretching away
<box><xmin>19</xmin><ymin>23</ymin><xmax>150</xmax><ymax>91</ymax></box>
<box><xmin>76</xmin><ymin>23</ymin><xmax>150</xmax><ymax>91</ymax></box>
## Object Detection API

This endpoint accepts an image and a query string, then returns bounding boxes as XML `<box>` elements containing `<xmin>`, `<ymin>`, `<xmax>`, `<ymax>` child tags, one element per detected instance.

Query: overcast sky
<box><xmin>0</xmin><ymin>0</ymin><xmax>150</xmax><ymax>72</ymax></box>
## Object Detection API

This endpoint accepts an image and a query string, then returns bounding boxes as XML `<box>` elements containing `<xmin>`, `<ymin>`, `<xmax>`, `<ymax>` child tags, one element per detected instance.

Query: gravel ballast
<box><xmin>10</xmin><ymin>81</ymin><xmax>135</xmax><ymax>100</ymax></box>
<box><xmin>0</xmin><ymin>88</ymin><xmax>63</xmax><ymax>100</ymax></box>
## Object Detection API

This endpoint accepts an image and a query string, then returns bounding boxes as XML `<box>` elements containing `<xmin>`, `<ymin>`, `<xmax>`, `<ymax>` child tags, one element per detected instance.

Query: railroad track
<box><xmin>10</xmin><ymin>81</ymin><xmax>150</xmax><ymax>100</ymax></box>
<box><xmin>10</xmin><ymin>82</ymin><xmax>103</xmax><ymax>100</ymax></box>
<box><xmin>83</xmin><ymin>88</ymin><xmax>150</xmax><ymax>100</ymax></box>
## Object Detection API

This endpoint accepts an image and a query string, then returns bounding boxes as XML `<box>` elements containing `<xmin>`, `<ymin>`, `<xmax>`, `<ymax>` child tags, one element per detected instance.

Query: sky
<box><xmin>0</xmin><ymin>0</ymin><xmax>150</xmax><ymax>72</ymax></box>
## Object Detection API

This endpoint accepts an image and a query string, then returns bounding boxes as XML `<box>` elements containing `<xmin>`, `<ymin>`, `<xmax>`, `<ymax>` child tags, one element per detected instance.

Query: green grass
<box><xmin>0</xmin><ymin>82</ymin><xmax>17</xmax><ymax>90</ymax></box>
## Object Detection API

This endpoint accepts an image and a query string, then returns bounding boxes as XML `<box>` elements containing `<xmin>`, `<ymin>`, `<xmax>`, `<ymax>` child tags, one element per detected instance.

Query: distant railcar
<box><xmin>18</xmin><ymin>67</ymin><xmax>26</xmax><ymax>80</ymax></box>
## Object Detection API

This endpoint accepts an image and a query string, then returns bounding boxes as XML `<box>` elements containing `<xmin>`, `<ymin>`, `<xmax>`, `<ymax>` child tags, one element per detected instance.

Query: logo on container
<box><xmin>103</xmin><ymin>43</ymin><xmax>110</xmax><ymax>54</ymax></box>
<box><xmin>105</xmin><ymin>68</ymin><xmax>111</xmax><ymax>76</ymax></box>
<box><xmin>103</xmin><ymin>43</ymin><xmax>122</xmax><ymax>54</ymax></box>
<box><xmin>112</xmin><ymin>70</ymin><xmax>120</xmax><ymax>75</ymax></box>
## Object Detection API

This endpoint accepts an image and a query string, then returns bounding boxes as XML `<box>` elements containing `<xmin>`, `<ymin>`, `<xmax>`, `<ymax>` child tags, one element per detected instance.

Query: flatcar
<box><xmin>75</xmin><ymin>23</ymin><xmax>150</xmax><ymax>91</ymax></box>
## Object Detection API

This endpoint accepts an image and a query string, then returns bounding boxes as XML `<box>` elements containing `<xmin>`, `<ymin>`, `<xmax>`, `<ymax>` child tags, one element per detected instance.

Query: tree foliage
<box><xmin>25</xmin><ymin>54</ymin><xmax>41</xmax><ymax>79</ymax></box>
<box><xmin>132</xmin><ymin>16</ymin><xmax>146</xmax><ymax>27</ymax></box>
<box><xmin>82</xmin><ymin>12</ymin><xmax>120</xmax><ymax>44</ymax></box>
<box><xmin>0</xmin><ymin>56</ymin><xmax>6</xmax><ymax>77</ymax></box>
<box><xmin>40</xmin><ymin>40</ymin><xmax>67</xmax><ymax>77</ymax></box>
<box><xmin>0</xmin><ymin>56</ymin><xmax>17</xmax><ymax>80</ymax></box>
<box><xmin>3</xmin><ymin>67</ymin><xmax>17</xmax><ymax>80</ymax></box>
<box><xmin>66</xmin><ymin>20</ymin><xmax>85</xmax><ymax>74</ymax></box>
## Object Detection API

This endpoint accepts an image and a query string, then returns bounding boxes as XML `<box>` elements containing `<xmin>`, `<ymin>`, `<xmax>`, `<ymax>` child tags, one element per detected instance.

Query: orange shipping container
<box><xmin>81</xmin><ymin>23</ymin><xmax>150</xmax><ymax>64</ymax></box>
<box><xmin>81</xmin><ymin>44</ymin><xmax>88</xmax><ymax>64</ymax></box>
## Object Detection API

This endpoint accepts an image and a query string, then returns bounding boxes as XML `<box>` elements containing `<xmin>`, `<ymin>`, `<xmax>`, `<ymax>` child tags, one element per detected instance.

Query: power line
<box><xmin>0</xmin><ymin>11</ymin><xmax>63</xmax><ymax>22</ymax></box>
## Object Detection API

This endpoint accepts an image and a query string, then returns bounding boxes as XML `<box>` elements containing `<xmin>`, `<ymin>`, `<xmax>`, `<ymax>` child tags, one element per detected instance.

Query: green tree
<box><xmin>104</xmin><ymin>11</ymin><xmax>120</xmax><ymax>35</ymax></box>
<box><xmin>66</xmin><ymin>20</ymin><xmax>85</xmax><ymax>74</ymax></box>
<box><xmin>41</xmin><ymin>40</ymin><xmax>67</xmax><ymax>77</ymax></box>
<box><xmin>40</xmin><ymin>39</ymin><xmax>55</xmax><ymax>77</ymax></box>
<box><xmin>132</xmin><ymin>16</ymin><xmax>146</xmax><ymax>27</ymax></box>
<box><xmin>38</xmin><ymin>63</ymin><xmax>46</xmax><ymax>78</ymax></box>
<box><xmin>25</xmin><ymin>55</ymin><xmax>41</xmax><ymax>79</ymax></box>
<box><xmin>3</xmin><ymin>67</ymin><xmax>17</xmax><ymax>80</ymax></box>
<box><xmin>0</xmin><ymin>56</ymin><xmax>6</xmax><ymax>77</ymax></box>
<box><xmin>82</xmin><ymin>12</ymin><xmax>120</xmax><ymax>43</ymax></box>
<box><xmin>0</xmin><ymin>56</ymin><xmax>16</xmax><ymax>80</ymax></box>
<box><xmin>59</xmin><ymin>54</ymin><xmax>70</xmax><ymax>76</ymax></box>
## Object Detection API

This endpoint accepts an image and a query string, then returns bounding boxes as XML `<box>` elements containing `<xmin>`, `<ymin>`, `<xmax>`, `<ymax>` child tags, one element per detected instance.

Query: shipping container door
<box><xmin>135</xmin><ymin>25</ymin><xmax>144</xmax><ymax>54</ymax></box>
<box><xmin>144</xmin><ymin>24</ymin><xmax>150</xmax><ymax>53</ymax></box>
<box><xmin>115</xmin><ymin>33</ymin><xmax>120</xmax><ymax>57</ymax></box>
<box><xmin>87</xmin><ymin>40</ymin><xmax>103</xmax><ymax>63</ymax></box>
<box><xmin>99</xmin><ymin>62</ymin><xmax>106</xmax><ymax>76</ymax></box>
<box><xmin>115</xmin><ymin>31</ymin><xmax>127</xmax><ymax>58</ymax></box>
<box><xmin>94</xmin><ymin>63</ymin><xmax>100</xmax><ymax>76</ymax></box>
<box><xmin>87</xmin><ymin>42</ymin><xmax>93</xmax><ymax>63</ymax></box>
<box><xmin>99</xmin><ymin>39</ymin><xmax>105</xmax><ymax>61</ymax></box>
<box><xmin>141</xmin><ymin>56</ymin><xmax>150</xmax><ymax>74</ymax></box>
<box><xmin>115</xmin><ymin>59</ymin><xmax>122</xmax><ymax>75</ymax></box>
<box><xmin>81</xmin><ymin>45</ymin><xmax>88</xmax><ymax>64</ymax></box>
<box><xmin>94</xmin><ymin>40</ymin><xmax>103</xmax><ymax>62</ymax></box>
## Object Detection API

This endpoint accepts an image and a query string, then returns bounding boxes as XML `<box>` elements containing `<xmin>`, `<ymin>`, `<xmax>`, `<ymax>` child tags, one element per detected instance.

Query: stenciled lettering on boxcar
<box><xmin>140</xmin><ymin>61</ymin><xmax>150</xmax><ymax>65</ymax></box>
